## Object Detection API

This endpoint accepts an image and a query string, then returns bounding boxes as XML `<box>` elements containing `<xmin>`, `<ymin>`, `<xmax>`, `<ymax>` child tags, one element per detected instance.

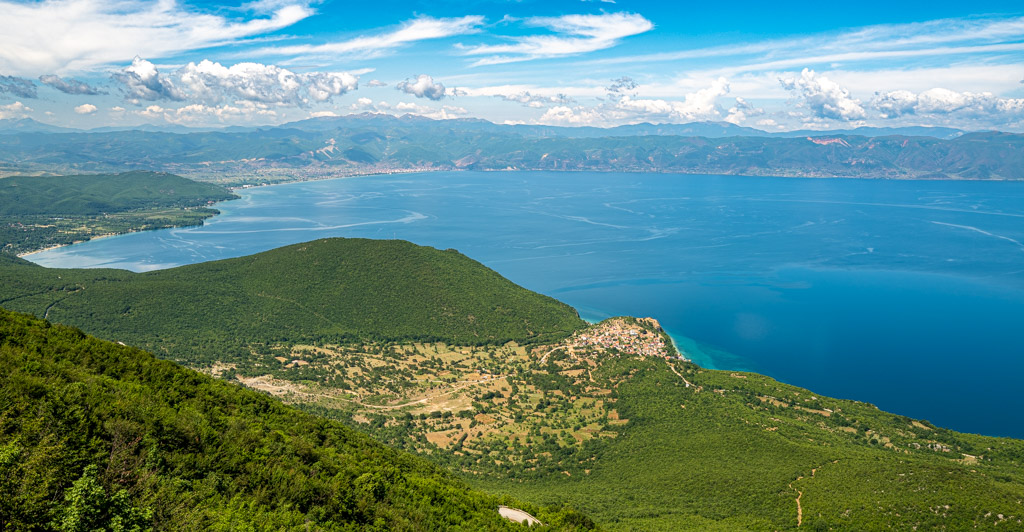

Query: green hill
<box><xmin>3</xmin><ymin>239</ymin><xmax>1023</xmax><ymax>530</ymax></box>
<box><xmin>0</xmin><ymin>170</ymin><xmax>236</xmax><ymax>216</ymax></box>
<box><xmin>0</xmin><ymin>308</ymin><xmax>595</xmax><ymax>530</ymax></box>
<box><xmin>0</xmin><ymin>238</ymin><xmax>585</xmax><ymax>364</ymax></box>
<box><xmin>0</xmin><ymin>171</ymin><xmax>237</xmax><ymax>254</ymax></box>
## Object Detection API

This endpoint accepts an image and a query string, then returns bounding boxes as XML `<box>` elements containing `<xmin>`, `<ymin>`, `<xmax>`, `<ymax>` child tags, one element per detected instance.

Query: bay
<box><xmin>28</xmin><ymin>171</ymin><xmax>1024</xmax><ymax>437</ymax></box>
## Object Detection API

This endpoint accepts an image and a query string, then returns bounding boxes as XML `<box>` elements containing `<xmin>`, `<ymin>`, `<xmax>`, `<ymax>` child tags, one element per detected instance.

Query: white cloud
<box><xmin>872</xmin><ymin>90</ymin><xmax>919</xmax><ymax>118</ymax></box>
<box><xmin>872</xmin><ymin>87</ymin><xmax>1024</xmax><ymax>122</ymax></box>
<box><xmin>365</xmin><ymin>80</ymin><xmax>387</xmax><ymax>87</ymax></box>
<box><xmin>114</xmin><ymin>57</ymin><xmax>185</xmax><ymax>101</ymax></box>
<box><xmin>0</xmin><ymin>101</ymin><xmax>32</xmax><ymax>119</ymax></box>
<box><xmin>0</xmin><ymin>0</ymin><xmax>313</xmax><ymax>75</ymax></box>
<box><xmin>393</xmin><ymin>101</ymin><xmax>467</xmax><ymax>120</ymax></box>
<box><xmin>396</xmin><ymin>74</ymin><xmax>446</xmax><ymax>100</ymax></box>
<box><xmin>133</xmin><ymin>101</ymin><xmax>278</xmax><ymax>125</ymax></box>
<box><xmin>536</xmin><ymin>78</ymin><xmax>731</xmax><ymax>126</ymax></box>
<box><xmin>461</xmin><ymin>12</ymin><xmax>653</xmax><ymax>66</ymax></box>
<box><xmin>115</xmin><ymin>58</ymin><xmax>359</xmax><ymax>106</ymax></box>
<box><xmin>725</xmin><ymin>97</ymin><xmax>764</xmax><ymax>125</ymax></box>
<box><xmin>74</xmin><ymin>103</ymin><xmax>97</xmax><ymax>114</ymax></box>
<box><xmin>780</xmin><ymin>69</ymin><xmax>865</xmax><ymax>120</ymax></box>
<box><xmin>137</xmin><ymin>105</ymin><xmax>165</xmax><ymax>118</ymax></box>
<box><xmin>615</xmin><ymin>77</ymin><xmax>731</xmax><ymax>122</ymax></box>
<box><xmin>305</xmin><ymin>72</ymin><xmax>359</xmax><ymax>102</ymax></box>
<box><xmin>309</xmin><ymin>110</ymin><xmax>338</xmax><ymax>118</ymax></box>
<box><xmin>588</xmin><ymin>15</ymin><xmax>1024</xmax><ymax>74</ymax></box>
<box><xmin>256</xmin><ymin>16</ymin><xmax>483</xmax><ymax>58</ymax></box>
<box><xmin>538</xmin><ymin>105</ymin><xmax>605</xmax><ymax>126</ymax></box>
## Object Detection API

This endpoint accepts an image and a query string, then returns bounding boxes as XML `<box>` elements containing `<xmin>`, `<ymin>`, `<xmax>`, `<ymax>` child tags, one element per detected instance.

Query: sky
<box><xmin>0</xmin><ymin>0</ymin><xmax>1022</xmax><ymax>131</ymax></box>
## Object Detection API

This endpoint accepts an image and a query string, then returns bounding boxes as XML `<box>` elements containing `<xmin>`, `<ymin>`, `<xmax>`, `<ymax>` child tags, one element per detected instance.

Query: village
<box><xmin>565</xmin><ymin>317</ymin><xmax>681</xmax><ymax>360</ymax></box>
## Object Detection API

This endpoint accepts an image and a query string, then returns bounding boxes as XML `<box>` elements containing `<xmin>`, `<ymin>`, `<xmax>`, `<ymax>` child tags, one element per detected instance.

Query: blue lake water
<box><xmin>28</xmin><ymin>171</ymin><xmax>1024</xmax><ymax>438</ymax></box>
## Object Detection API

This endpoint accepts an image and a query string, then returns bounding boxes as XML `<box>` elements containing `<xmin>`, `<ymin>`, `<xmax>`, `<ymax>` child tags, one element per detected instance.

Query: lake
<box><xmin>28</xmin><ymin>171</ymin><xmax>1024</xmax><ymax>438</ymax></box>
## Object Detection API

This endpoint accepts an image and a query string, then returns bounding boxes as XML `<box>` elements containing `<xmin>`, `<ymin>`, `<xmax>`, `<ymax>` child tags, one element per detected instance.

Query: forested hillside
<box><xmin>0</xmin><ymin>171</ymin><xmax>236</xmax><ymax>254</ymax></box>
<box><xmin>0</xmin><ymin>171</ymin><xmax>235</xmax><ymax>216</ymax></box>
<box><xmin>2</xmin><ymin>238</ymin><xmax>1024</xmax><ymax>529</ymax></box>
<box><xmin>0</xmin><ymin>308</ymin><xmax>595</xmax><ymax>530</ymax></box>
<box><xmin>0</xmin><ymin>238</ymin><xmax>585</xmax><ymax>363</ymax></box>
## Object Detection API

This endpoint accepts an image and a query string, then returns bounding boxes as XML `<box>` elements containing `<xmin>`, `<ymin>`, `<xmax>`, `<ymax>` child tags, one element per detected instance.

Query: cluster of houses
<box><xmin>570</xmin><ymin>319</ymin><xmax>669</xmax><ymax>358</ymax></box>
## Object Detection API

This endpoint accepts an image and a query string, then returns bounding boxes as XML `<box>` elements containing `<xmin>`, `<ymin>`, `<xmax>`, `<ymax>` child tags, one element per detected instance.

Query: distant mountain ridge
<box><xmin>276</xmin><ymin>113</ymin><xmax>967</xmax><ymax>140</ymax></box>
<box><xmin>0</xmin><ymin>114</ymin><xmax>970</xmax><ymax>139</ymax></box>
<box><xmin>1</xmin><ymin>113</ymin><xmax>1018</xmax><ymax>181</ymax></box>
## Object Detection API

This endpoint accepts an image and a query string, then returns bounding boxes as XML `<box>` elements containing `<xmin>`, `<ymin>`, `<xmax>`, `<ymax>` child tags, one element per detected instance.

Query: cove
<box><xmin>27</xmin><ymin>171</ymin><xmax>1024</xmax><ymax>438</ymax></box>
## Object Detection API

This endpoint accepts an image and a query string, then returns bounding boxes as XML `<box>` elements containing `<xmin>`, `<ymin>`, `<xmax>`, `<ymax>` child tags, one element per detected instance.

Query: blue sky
<box><xmin>1</xmin><ymin>0</ymin><xmax>1022</xmax><ymax>131</ymax></box>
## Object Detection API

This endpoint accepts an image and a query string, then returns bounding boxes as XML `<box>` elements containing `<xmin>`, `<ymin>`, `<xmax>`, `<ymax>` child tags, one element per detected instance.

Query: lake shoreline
<box><xmin>22</xmin><ymin>170</ymin><xmax>1024</xmax><ymax>438</ymax></box>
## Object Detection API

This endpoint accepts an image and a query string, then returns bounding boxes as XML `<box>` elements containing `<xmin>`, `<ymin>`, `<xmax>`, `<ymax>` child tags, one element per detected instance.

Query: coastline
<box><xmin>17</xmin><ymin>232</ymin><xmax>120</xmax><ymax>258</ymax></box>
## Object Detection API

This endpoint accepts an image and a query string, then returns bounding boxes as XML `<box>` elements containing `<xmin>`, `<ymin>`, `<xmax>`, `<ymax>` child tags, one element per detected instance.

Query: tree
<box><xmin>55</xmin><ymin>465</ymin><xmax>152</xmax><ymax>532</ymax></box>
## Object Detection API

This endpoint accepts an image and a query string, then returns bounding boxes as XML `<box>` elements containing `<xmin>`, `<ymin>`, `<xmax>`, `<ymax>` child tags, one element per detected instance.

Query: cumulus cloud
<box><xmin>873</xmin><ymin>87</ymin><xmax>1024</xmax><ymax>120</ymax></box>
<box><xmin>536</xmin><ymin>78</ymin><xmax>732</xmax><ymax>126</ymax></box>
<box><xmin>460</xmin><ymin>12</ymin><xmax>653</xmax><ymax>66</ymax></box>
<box><xmin>614</xmin><ymin>77</ymin><xmax>731</xmax><ymax>122</ymax></box>
<box><xmin>74</xmin><ymin>103</ymin><xmax>97</xmax><ymax>114</ymax></box>
<box><xmin>396</xmin><ymin>74</ymin><xmax>446</xmax><ymax>100</ymax></box>
<box><xmin>725</xmin><ymin>97</ymin><xmax>764</xmax><ymax>125</ymax></box>
<box><xmin>179</xmin><ymin>60</ymin><xmax>357</xmax><ymax>106</ymax></box>
<box><xmin>112</xmin><ymin>58</ymin><xmax>360</xmax><ymax>107</ymax></box>
<box><xmin>365</xmin><ymin>79</ymin><xmax>388</xmax><ymax>87</ymax></box>
<box><xmin>538</xmin><ymin>105</ymin><xmax>605</xmax><ymax>125</ymax></box>
<box><xmin>305</xmin><ymin>71</ymin><xmax>359</xmax><ymax>102</ymax></box>
<box><xmin>257</xmin><ymin>15</ymin><xmax>483</xmax><ymax>58</ymax></box>
<box><xmin>133</xmin><ymin>101</ymin><xmax>278</xmax><ymax>125</ymax></box>
<box><xmin>0</xmin><ymin>75</ymin><xmax>36</xmax><ymax>99</ymax></box>
<box><xmin>39</xmin><ymin>74</ymin><xmax>104</xmax><ymax>95</ymax></box>
<box><xmin>0</xmin><ymin>101</ymin><xmax>32</xmax><ymax>119</ymax></box>
<box><xmin>779</xmin><ymin>68</ymin><xmax>865</xmax><ymax>120</ymax></box>
<box><xmin>114</xmin><ymin>57</ymin><xmax>185</xmax><ymax>101</ymax></box>
<box><xmin>0</xmin><ymin>0</ymin><xmax>312</xmax><ymax>75</ymax></box>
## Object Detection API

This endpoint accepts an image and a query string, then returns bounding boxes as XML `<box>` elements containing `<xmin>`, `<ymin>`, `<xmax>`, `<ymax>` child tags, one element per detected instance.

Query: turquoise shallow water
<box><xmin>27</xmin><ymin>172</ymin><xmax>1024</xmax><ymax>437</ymax></box>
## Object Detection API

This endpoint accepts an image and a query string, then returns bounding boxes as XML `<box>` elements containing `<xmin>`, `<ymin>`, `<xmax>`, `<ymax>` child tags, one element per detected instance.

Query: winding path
<box><xmin>665</xmin><ymin>359</ymin><xmax>694</xmax><ymax>388</ymax></box>
<box><xmin>498</xmin><ymin>505</ymin><xmax>542</xmax><ymax>526</ymax></box>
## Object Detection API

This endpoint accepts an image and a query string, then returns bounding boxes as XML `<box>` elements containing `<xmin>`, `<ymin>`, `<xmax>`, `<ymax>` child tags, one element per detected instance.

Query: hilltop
<box><xmin>0</xmin><ymin>238</ymin><xmax>586</xmax><ymax>360</ymax></box>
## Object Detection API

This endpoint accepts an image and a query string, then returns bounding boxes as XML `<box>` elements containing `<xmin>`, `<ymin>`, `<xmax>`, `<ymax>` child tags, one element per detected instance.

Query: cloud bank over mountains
<box><xmin>0</xmin><ymin>1</ymin><xmax>1020</xmax><ymax>131</ymax></box>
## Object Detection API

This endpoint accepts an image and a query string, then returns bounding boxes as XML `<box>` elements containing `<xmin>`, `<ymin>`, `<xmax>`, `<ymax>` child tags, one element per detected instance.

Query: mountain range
<box><xmin>0</xmin><ymin>114</ymin><xmax>1018</xmax><ymax>182</ymax></box>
